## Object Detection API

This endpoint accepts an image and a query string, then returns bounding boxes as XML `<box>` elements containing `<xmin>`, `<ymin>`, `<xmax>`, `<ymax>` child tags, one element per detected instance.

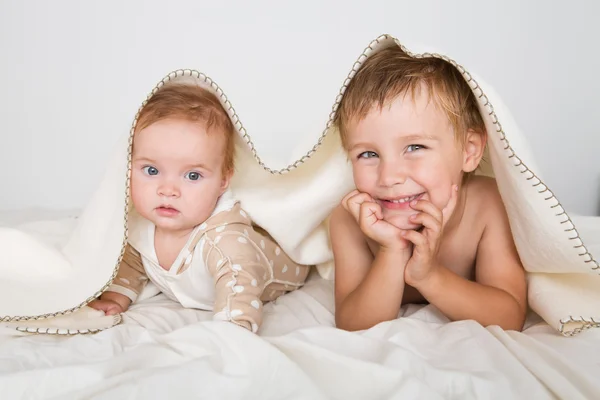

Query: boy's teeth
<box><xmin>389</xmin><ymin>194</ymin><xmax>418</xmax><ymax>203</ymax></box>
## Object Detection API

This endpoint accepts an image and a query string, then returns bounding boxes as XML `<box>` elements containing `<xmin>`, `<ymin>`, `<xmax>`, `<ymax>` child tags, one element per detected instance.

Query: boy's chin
<box><xmin>385</xmin><ymin>215</ymin><xmax>422</xmax><ymax>231</ymax></box>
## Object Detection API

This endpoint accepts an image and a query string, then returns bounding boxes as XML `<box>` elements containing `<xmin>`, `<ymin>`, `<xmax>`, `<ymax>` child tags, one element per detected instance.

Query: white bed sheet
<box><xmin>0</xmin><ymin>210</ymin><xmax>599</xmax><ymax>399</ymax></box>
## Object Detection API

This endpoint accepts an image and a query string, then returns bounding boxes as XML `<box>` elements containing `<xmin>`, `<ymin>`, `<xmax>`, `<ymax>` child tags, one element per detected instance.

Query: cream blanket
<box><xmin>0</xmin><ymin>34</ymin><xmax>597</xmax><ymax>336</ymax></box>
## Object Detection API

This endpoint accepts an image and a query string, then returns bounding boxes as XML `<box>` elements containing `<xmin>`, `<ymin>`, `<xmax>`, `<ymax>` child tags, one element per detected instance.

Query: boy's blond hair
<box><xmin>135</xmin><ymin>84</ymin><xmax>236</xmax><ymax>175</ymax></box>
<box><xmin>335</xmin><ymin>46</ymin><xmax>486</xmax><ymax>149</ymax></box>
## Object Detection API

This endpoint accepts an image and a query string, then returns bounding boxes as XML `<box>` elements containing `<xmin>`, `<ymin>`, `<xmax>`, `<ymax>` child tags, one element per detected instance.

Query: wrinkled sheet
<box><xmin>1</xmin><ymin>210</ymin><xmax>599</xmax><ymax>399</ymax></box>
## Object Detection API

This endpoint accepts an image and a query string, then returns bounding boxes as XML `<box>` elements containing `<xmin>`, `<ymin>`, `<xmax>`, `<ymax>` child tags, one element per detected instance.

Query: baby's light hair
<box><xmin>135</xmin><ymin>84</ymin><xmax>236</xmax><ymax>175</ymax></box>
<box><xmin>335</xmin><ymin>46</ymin><xmax>486</xmax><ymax>150</ymax></box>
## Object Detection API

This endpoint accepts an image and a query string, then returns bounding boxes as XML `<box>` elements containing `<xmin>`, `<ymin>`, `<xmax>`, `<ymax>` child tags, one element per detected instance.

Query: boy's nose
<box><xmin>378</xmin><ymin>161</ymin><xmax>406</xmax><ymax>187</ymax></box>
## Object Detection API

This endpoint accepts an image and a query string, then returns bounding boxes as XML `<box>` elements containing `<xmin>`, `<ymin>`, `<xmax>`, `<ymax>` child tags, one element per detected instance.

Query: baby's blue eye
<box><xmin>407</xmin><ymin>144</ymin><xmax>425</xmax><ymax>152</ymax></box>
<box><xmin>185</xmin><ymin>171</ymin><xmax>202</xmax><ymax>181</ymax></box>
<box><xmin>143</xmin><ymin>166</ymin><xmax>159</xmax><ymax>176</ymax></box>
<box><xmin>358</xmin><ymin>151</ymin><xmax>378</xmax><ymax>159</ymax></box>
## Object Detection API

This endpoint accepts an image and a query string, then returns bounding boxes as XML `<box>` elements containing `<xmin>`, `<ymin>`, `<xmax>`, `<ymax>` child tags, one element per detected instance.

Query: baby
<box><xmin>331</xmin><ymin>46</ymin><xmax>527</xmax><ymax>332</ymax></box>
<box><xmin>90</xmin><ymin>83</ymin><xmax>310</xmax><ymax>332</ymax></box>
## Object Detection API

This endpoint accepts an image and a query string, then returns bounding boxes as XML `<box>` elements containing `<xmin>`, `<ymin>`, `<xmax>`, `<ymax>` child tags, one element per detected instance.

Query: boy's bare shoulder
<box><xmin>330</xmin><ymin>204</ymin><xmax>360</xmax><ymax>235</ymax></box>
<box><xmin>330</xmin><ymin>204</ymin><xmax>372</xmax><ymax>247</ymax></box>
<box><xmin>330</xmin><ymin>203</ymin><xmax>350</xmax><ymax>225</ymax></box>
<box><xmin>467</xmin><ymin>175</ymin><xmax>499</xmax><ymax>195</ymax></box>
<box><xmin>465</xmin><ymin>175</ymin><xmax>509</xmax><ymax>225</ymax></box>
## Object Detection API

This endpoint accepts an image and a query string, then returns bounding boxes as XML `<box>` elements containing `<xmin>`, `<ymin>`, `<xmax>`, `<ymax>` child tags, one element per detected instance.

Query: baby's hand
<box><xmin>403</xmin><ymin>185</ymin><xmax>459</xmax><ymax>286</ymax></box>
<box><xmin>88</xmin><ymin>292</ymin><xmax>130</xmax><ymax>316</ymax></box>
<box><xmin>342</xmin><ymin>190</ymin><xmax>410</xmax><ymax>252</ymax></box>
<box><xmin>88</xmin><ymin>299</ymin><xmax>124</xmax><ymax>316</ymax></box>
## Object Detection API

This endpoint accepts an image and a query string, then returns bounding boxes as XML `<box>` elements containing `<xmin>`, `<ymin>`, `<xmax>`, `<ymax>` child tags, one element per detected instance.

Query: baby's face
<box><xmin>345</xmin><ymin>89</ymin><xmax>465</xmax><ymax>231</ymax></box>
<box><xmin>131</xmin><ymin>118</ymin><xmax>230</xmax><ymax>234</ymax></box>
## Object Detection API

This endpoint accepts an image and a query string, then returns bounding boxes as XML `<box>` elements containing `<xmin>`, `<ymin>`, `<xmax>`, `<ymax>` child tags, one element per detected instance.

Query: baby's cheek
<box><xmin>130</xmin><ymin>179</ymin><xmax>152</xmax><ymax>210</ymax></box>
<box><xmin>185</xmin><ymin>189</ymin><xmax>215</xmax><ymax>221</ymax></box>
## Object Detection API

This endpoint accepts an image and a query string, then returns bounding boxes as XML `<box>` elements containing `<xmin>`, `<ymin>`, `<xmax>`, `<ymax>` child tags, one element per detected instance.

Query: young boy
<box><xmin>330</xmin><ymin>46</ymin><xmax>527</xmax><ymax>332</ymax></box>
<box><xmin>89</xmin><ymin>84</ymin><xmax>310</xmax><ymax>333</ymax></box>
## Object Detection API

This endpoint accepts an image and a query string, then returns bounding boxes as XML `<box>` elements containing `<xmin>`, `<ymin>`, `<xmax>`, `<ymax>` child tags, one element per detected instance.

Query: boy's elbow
<box><xmin>492</xmin><ymin>290</ymin><xmax>527</xmax><ymax>332</ymax></box>
<box><xmin>512</xmin><ymin>312</ymin><xmax>527</xmax><ymax>332</ymax></box>
<box><xmin>335</xmin><ymin>308</ymin><xmax>371</xmax><ymax>332</ymax></box>
<box><xmin>497</xmin><ymin>305</ymin><xmax>527</xmax><ymax>332</ymax></box>
<box><xmin>335</xmin><ymin>312</ymin><xmax>354</xmax><ymax>331</ymax></box>
<box><xmin>335</xmin><ymin>317</ymin><xmax>362</xmax><ymax>332</ymax></box>
<box><xmin>499</xmin><ymin>317</ymin><xmax>525</xmax><ymax>332</ymax></box>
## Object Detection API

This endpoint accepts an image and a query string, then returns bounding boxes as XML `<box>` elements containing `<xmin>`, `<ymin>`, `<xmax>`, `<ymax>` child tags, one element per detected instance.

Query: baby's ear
<box><xmin>220</xmin><ymin>169</ymin><xmax>233</xmax><ymax>194</ymax></box>
<box><xmin>462</xmin><ymin>129</ymin><xmax>487</xmax><ymax>173</ymax></box>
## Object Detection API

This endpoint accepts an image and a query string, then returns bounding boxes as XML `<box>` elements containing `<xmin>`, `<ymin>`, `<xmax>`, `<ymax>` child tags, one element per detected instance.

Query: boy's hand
<box><xmin>342</xmin><ymin>190</ymin><xmax>410</xmax><ymax>252</ymax></box>
<box><xmin>403</xmin><ymin>185</ymin><xmax>459</xmax><ymax>287</ymax></box>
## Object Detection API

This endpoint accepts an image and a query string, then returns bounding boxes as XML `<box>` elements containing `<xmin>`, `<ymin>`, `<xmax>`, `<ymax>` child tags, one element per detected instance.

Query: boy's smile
<box><xmin>377</xmin><ymin>192</ymin><xmax>426</xmax><ymax>210</ymax></box>
<box><xmin>345</xmin><ymin>85</ymin><xmax>467</xmax><ymax>230</ymax></box>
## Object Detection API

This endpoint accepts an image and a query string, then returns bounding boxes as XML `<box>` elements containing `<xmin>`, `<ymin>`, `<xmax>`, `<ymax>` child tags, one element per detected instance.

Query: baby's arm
<box><xmin>204</xmin><ymin>230</ymin><xmax>269</xmax><ymax>333</ymax></box>
<box><xmin>88</xmin><ymin>244</ymin><xmax>148</xmax><ymax>315</ymax></box>
<box><xmin>411</xmin><ymin>184</ymin><xmax>527</xmax><ymax>331</ymax></box>
<box><xmin>331</xmin><ymin>205</ymin><xmax>410</xmax><ymax>331</ymax></box>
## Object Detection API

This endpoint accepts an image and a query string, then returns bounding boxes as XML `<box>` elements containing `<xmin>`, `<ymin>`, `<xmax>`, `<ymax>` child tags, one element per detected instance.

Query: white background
<box><xmin>1</xmin><ymin>0</ymin><xmax>598</xmax><ymax>215</ymax></box>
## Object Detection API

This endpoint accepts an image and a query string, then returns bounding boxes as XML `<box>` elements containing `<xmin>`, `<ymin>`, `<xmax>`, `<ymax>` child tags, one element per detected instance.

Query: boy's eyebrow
<box><xmin>349</xmin><ymin>134</ymin><xmax>439</xmax><ymax>151</ymax></box>
<box><xmin>401</xmin><ymin>134</ymin><xmax>439</xmax><ymax>142</ymax></box>
<box><xmin>348</xmin><ymin>142</ymin><xmax>372</xmax><ymax>151</ymax></box>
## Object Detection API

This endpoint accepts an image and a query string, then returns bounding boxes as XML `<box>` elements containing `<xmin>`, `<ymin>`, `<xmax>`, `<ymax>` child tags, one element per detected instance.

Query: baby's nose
<box><xmin>157</xmin><ymin>182</ymin><xmax>180</xmax><ymax>197</ymax></box>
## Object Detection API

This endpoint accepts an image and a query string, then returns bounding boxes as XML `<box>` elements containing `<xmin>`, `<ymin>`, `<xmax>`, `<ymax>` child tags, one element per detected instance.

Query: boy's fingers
<box><xmin>409</xmin><ymin>212</ymin><xmax>441</xmax><ymax>238</ymax></box>
<box><xmin>410</xmin><ymin>199</ymin><xmax>443</xmax><ymax>223</ymax></box>
<box><xmin>401</xmin><ymin>229</ymin><xmax>427</xmax><ymax>248</ymax></box>
<box><xmin>341</xmin><ymin>190</ymin><xmax>360</xmax><ymax>211</ymax></box>
<box><xmin>344</xmin><ymin>192</ymin><xmax>374</xmax><ymax>222</ymax></box>
<box><xmin>441</xmin><ymin>184</ymin><xmax>459</xmax><ymax>226</ymax></box>
<box><xmin>359</xmin><ymin>201</ymin><xmax>382</xmax><ymax>226</ymax></box>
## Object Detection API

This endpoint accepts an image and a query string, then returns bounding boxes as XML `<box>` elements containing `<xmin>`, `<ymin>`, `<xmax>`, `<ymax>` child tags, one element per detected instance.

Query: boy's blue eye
<box><xmin>358</xmin><ymin>151</ymin><xmax>378</xmax><ymax>159</ymax></box>
<box><xmin>407</xmin><ymin>144</ymin><xmax>425</xmax><ymax>152</ymax></box>
<box><xmin>143</xmin><ymin>166</ymin><xmax>159</xmax><ymax>176</ymax></box>
<box><xmin>185</xmin><ymin>171</ymin><xmax>202</xmax><ymax>181</ymax></box>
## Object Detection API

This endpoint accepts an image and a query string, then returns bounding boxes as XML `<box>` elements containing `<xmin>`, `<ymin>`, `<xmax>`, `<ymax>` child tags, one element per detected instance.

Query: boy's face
<box><xmin>345</xmin><ymin>88</ymin><xmax>470</xmax><ymax>231</ymax></box>
<box><xmin>131</xmin><ymin>118</ymin><xmax>231</xmax><ymax>233</ymax></box>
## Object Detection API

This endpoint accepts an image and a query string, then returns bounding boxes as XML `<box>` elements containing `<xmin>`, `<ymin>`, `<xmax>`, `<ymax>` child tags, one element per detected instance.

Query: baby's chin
<box><xmin>139</xmin><ymin>211</ymin><xmax>190</xmax><ymax>231</ymax></box>
<box><xmin>152</xmin><ymin>213</ymin><xmax>210</xmax><ymax>233</ymax></box>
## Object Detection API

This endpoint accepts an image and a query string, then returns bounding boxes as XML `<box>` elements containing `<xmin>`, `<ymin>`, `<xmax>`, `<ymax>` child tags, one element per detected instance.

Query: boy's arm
<box><xmin>332</xmin><ymin>205</ymin><xmax>409</xmax><ymax>331</ymax></box>
<box><xmin>413</xmin><ymin>188</ymin><xmax>527</xmax><ymax>331</ymax></box>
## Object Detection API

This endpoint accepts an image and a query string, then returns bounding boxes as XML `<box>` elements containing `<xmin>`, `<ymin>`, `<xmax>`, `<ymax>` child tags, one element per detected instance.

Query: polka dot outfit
<box><xmin>202</xmin><ymin>203</ymin><xmax>310</xmax><ymax>332</ymax></box>
<box><xmin>108</xmin><ymin>202</ymin><xmax>310</xmax><ymax>333</ymax></box>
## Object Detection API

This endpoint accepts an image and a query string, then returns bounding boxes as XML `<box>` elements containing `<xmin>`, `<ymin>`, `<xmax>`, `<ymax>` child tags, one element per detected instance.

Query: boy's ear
<box><xmin>462</xmin><ymin>129</ymin><xmax>487</xmax><ymax>173</ymax></box>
